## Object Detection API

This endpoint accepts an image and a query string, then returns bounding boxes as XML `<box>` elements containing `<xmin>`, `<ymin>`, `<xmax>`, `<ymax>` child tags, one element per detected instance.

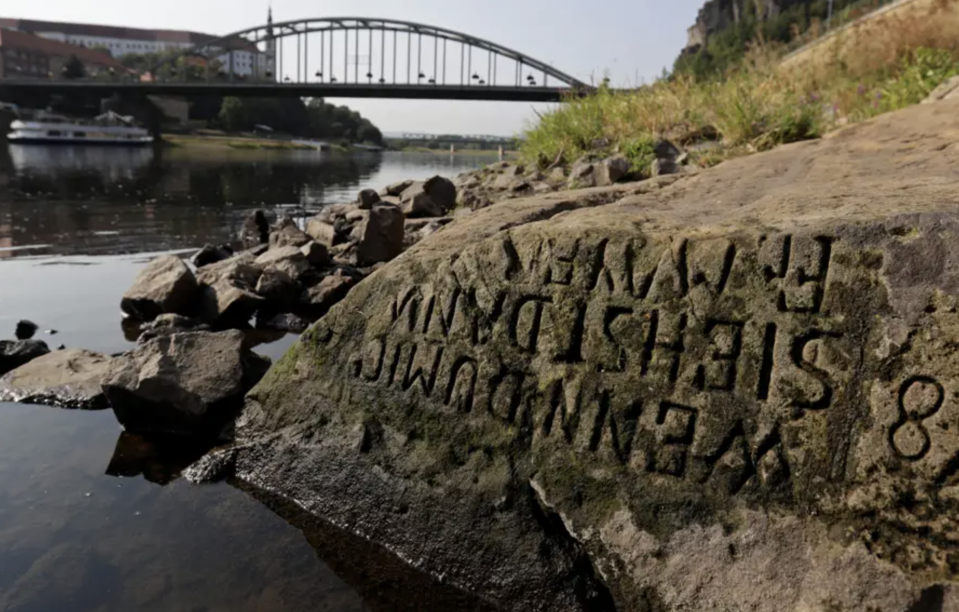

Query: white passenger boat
<box><xmin>7</xmin><ymin>111</ymin><xmax>153</xmax><ymax>145</ymax></box>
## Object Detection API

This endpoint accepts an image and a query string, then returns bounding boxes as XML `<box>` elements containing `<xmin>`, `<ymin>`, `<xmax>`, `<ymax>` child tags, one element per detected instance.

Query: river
<box><xmin>0</xmin><ymin>144</ymin><xmax>501</xmax><ymax>612</ymax></box>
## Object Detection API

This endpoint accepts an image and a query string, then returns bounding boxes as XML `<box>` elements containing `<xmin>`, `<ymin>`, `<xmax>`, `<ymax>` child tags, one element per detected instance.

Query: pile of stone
<box><xmin>451</xmin><ymin>139</ymin><xmax>692</xmax><ymax>211</ymax></box>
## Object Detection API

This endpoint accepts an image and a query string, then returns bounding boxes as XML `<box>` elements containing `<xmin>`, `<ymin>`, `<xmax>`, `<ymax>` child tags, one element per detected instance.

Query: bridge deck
<box><xmin>0</xmin><ymin>80</ymin><xmax>578</xmax><ymax>102</ymax></box>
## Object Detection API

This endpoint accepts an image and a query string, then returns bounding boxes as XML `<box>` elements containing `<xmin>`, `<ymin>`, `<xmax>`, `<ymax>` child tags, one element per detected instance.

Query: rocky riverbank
<box><xmin>10</xmin><ymin>95</ymin><xmax>959</xmax><ymax>610</ymax></box>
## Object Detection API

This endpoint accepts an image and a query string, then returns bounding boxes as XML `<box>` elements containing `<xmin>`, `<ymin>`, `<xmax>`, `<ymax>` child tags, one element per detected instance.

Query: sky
<box><xmin>8</xmin><ymin>0</ymin><xmax>705</xmax><ymax>136</ymax></box>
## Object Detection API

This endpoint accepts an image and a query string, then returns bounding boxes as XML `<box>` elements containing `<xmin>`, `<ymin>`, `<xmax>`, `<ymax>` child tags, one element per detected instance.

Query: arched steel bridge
<box><xmin>0</xmin><ymin>17</ymin><xmax>594</xmax><ymax>102</ymax></box>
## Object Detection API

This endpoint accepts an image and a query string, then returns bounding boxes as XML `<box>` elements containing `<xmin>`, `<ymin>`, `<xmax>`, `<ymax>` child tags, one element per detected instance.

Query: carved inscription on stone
<box><xmin>346</xmin><ymin>232</ymin><xmax>850</xmax><ymax>496</ymax></box>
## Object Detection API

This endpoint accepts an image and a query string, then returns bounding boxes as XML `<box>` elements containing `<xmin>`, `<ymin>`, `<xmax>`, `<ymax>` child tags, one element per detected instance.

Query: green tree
<box><xmin>219</xmin><ymin>97</ymin><xmax>246</xmax><ymax>130</ymax></box>
<box><xmin>62</xmin><ymin>55</ymin><xmax>85</xmax><ymax>79</ymax></box>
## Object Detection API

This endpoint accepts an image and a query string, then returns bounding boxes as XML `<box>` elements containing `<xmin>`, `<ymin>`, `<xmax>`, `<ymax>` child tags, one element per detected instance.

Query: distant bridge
<box><xmin>0</xmin><ymin>17</ymin><xmax>593</xmax><ymax>103</ymax></box>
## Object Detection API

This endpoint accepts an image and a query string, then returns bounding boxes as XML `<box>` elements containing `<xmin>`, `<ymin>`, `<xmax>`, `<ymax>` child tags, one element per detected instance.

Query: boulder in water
<box><xmin>121</xmin><ymin>255</ymin><xmax>198</xmax><ymax>321</ymax></box>
<box><xmin>103</xmin><ymin>330</ymin><xmax>271</xmax><ymax>436</ymax></box>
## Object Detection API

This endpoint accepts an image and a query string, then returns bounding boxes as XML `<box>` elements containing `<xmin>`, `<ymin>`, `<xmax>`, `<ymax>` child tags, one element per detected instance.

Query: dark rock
<box><xmin>594</xmin><ymin>155</ymin><xmax>631</xmax><ymax>186</ymax></box>
<box><xmin>0</xmin><ymin>348</ymin><xmax>113</xmax><ymax>409</ymax></box>
<box><xmin>191</xmin><ymin>244</ymin><xmax>234</xmax><ymax>268</ymax></box>
<box><xmin>357</xmin><ymin>188</ymin><xmax>381</xmax><ymax>209</ymax></box>
<box><xmin>356</xmin><ymin>204</ymin><xmax>406</xmax><ymax>267</ymax></box>
<box><xmin>423</xmin><ymin>175</ymin><xmax>457</xmax><ymax>213</ymax></box>
<box><xmin>138</xmin><ymin>313</ymin><xmax>210</xmax><ymax>344</ymax></box>
<box><xmin>238</xmin><ymin>210</ymin><xmax>270</xmax><ymax>249</ymax></box>
<box><xmin>121</xmin><ymin>255</ymin><xmax>198</xmax><ymax>321</ymax></box>
<box><xmin>105</xmin><ymin>431</ymin><xmax>220</xmax><ymax>486</ymax></box>
<box><xmin>650</xmin><ymin>158</ymin><xmax>680</xmax><ymax>176</ymax></box>
<box><xmin>102</xmin><ymin>330</ymin><xmax>270</xmax><ymax>436</ymax></box>
<box><xmin>401</xmin><ymin>177</ymin><xmax>457</xmax><ymax>217</ymax></box>
<box><xmin>654</xmin><ymin>138</ymin><xmax>682</xmax><ymax>161</ymax></box>
<box><xmin>15</xmin><ymin>320</ymin><xmax>37</xmax><ymax>340</ymax></box>
<box><xmin>269</xmin><ymin>222</ymin><xmax>312</xmax><ymax>249</ymax></box>
<box><xmin>255</xmin><ymin>268</ymin><xmax>300</xmax><ymax>310</ymax></box>
<box><xmin>0</xmin><ymin>340</ymin><xmax>50</xmax><ymax>376</ymax></box>
<box><xmin>256</xmin><ymin>312</ymin><xmax>312</xmax><ymax>334</ymax></box>
<box><xmin>301</xmin><ymin>241</ymin><xmax>331</xmax><ymax>268</ymax></box>
<box><xmin>301</xmin><ymin>271</ymin><xmax>356</xmax><ymax>314</ymax></box>
<box><xmin>195</xmin><ymin>254</ymin><xmax>265</xmax><ymax>326</ymax></box>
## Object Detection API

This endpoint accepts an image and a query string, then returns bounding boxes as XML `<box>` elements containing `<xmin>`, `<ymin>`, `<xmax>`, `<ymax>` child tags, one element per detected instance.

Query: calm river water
<box><xmin>0</xmin><ymin>144</ymin><xmax>501</xmax><ymax>612</ymax></box>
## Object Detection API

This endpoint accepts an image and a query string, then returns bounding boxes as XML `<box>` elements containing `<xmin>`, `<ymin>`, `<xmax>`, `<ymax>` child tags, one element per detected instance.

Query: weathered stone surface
<box><xmin>923</xmin><ymin>75</ymin><xmax>959</xmax><ymax>104</ymax></box>
<box><xmin>191</xmin><ymin>244</ymin><xmax>234</xmax><ymax>268</ymax></box>
<box><xmin>300</xmin><ymin>271</ymin><xmax>357</xmax><ymax>314</ymax></box>
<box><xmin>269</xmin><ymin>222</ymin><xmax>312</xmax><ymax>249</ymax></box>
<box><xmin>593</xmin><ymin>155</ymin><xmax>630</xmax><ymax>186</ymax></box>
<box><xmin>137</xmin><ymin>313</ymin><xmax>210</xmax><ymax>343</ymax></box>
<box><xmin>196</xmin><ymin>254</ymin><xmax>265</xmax><ymax>325</ymax></box>
<box><xmin>568</xmin><ymin>157</ymin><xmax>596</xmax><ymax>189</ymax></box>
<box><xmin>0</xmin><ymin>340</ymin><xmax>51</xmax><ymax>377</ymax></box>
<box><xmin>233</xmin><ymin>99</ymin><xmax>959</xmax><ymax>611</ymax></box>
<box><xmin>305</xmin><ymin>217</ymin><xmax>339</xmax><ymax>247</ymax></box>
<box><xmin>402</xmin><ymin>192</ymin><xmax>445</xmax><ymax>218</ymax></box>
<box><xmin>120</xmin><ymin>255</ymin><xmax>198</xmax><ymax>320</ymax></box>
<box><xmin>300</xmin><ymin>241</ymin><xmax>331</xmax><ymax>268</ymax></box>
<box><xmin>382</xmin><ymin>179</ymin><xmax>414</xmax><ymax>197</ymax></box>
<box><xmin>255</xmin><ymin>246</ymin><xmax>310</xmax><ymax>280</ymax></box>
<box><xmin>103</xmin><ymin>330</ymin><xmax>270</xmax><ymax>436</ymax></box>
<box><xmin>357</xmin><ymin>188</ymin><xmax>381</xmax><ymax>209</ymax></box>
<box><xmin>356</xmin><ymin>204</ymin><xmax>405</xmax><ymax>267</ymax></box>
<box><xmin>255</xmin><ymin>268</ymin><xmax>300</xmax><ymax>309</ymax></box>
<box><xmin>0</xmin><ymin>349</ymin><xmax>112</xmax><ymax>409</ymax></box>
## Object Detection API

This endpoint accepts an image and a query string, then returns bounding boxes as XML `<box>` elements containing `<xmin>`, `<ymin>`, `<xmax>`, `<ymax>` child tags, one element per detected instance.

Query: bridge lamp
<box><xmin>378</xmin><ymin>77</ymin><xmax>386</xmax><ymax>84</ymax></box>
<box><xmin>284</xmin><ymin>76</ymin><xmax>291</xmax><ymax>82</ymax></box>
<box><xmin>330</xmin><ymin>76</ymin><xmax>337</xmax><ymax>82</ymax></box>
<box><xmin>315</xmin><ymin>71</ymin><xmax>323</xmax><ymax>81</ymax></box>
<box><xmin>472</xmin><ymin>73</ymin><xmax>480</xmax><ymax>80</ymax></box>
<box><xmin>418</xmin><ymin>72</ymin><xmax>425</xmax><ymax>80</ymax></box>
<box><xmin>478</xmin><ymin>79</ymin><xmax>486</xmax><ymax>85</ymax></box>
<box><xmin>428</xmin><ymin>78</ymin><xmax>435</xmax><ymax>84</ymax></box>
<box><xmin>529</xmin><ymin>80</ymin><xmax>537</xmax><ymax>86</ymax></box>
<box><xmin>265</xmin><ymin>70</ymin><xmax>273</xmax><ymax>77</ymax></box>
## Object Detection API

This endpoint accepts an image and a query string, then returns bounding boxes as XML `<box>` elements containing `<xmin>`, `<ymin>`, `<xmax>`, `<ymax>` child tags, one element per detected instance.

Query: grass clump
<box><xmin>522</xmin><ymin>0</ymin><xmax>959</xmax><ymax>170</ymax></box>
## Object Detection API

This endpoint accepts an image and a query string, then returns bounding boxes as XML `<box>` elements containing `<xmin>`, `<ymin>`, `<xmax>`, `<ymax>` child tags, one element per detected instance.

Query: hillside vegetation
<box><xmin>522</xmin><ymin>0</ymin><xmax>959</xmax><ymax>171</ymax></box>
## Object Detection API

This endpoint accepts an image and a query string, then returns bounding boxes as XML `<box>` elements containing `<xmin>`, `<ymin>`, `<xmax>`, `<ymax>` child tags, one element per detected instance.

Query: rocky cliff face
<box><xmin>684</xmin><ymin>0</ymin><xmax>812</xmax><ymax>51</ymax></box>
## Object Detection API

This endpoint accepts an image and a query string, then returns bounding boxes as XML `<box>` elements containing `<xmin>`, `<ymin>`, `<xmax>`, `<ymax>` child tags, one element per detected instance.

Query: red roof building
<box><xmin>0</xmin><ymin>27</ymin><xmax>128</xmax><ymax>80</ymax></box>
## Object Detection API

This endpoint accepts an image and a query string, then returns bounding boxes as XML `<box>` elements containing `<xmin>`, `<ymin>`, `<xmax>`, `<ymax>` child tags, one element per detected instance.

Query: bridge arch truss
<box><xmin>147</xmin><ymin>17</ymin><xmax>590</xmax><ymax>94</ymax></box>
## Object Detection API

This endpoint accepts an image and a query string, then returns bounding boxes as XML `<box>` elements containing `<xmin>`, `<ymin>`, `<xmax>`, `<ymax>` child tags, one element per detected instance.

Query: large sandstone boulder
<box><xmin>269</xmin><ymin>222</ymin><xmax>312</xmax><ymax>249</ymax></box>
<box><xmin>400</xmin><ymin>176</ymin><xmax>458</xmax><ymax>218</ymax></box>
<box><xmin>120</xmin><ymin>255</ymin><xmax>198</xmax><ymax>320</ymax></box>
<box><xmin>0</xmin><ymin>349</ymin><xmax>113</xmax><ymax>409</ymax></box>
<box><xmin>232</xmin><ymin>100</ymin><xmax>959</xmax><ymax>611</ymax></box>
<box><xmin>102</xmin><ymin>330</ymin><xmax>271</xmax><ymax>436</ymax></box>
<box><xmin>0</xmin><ymin>340</ymin><xmax>50</xmax><ymax>376</ymax></box>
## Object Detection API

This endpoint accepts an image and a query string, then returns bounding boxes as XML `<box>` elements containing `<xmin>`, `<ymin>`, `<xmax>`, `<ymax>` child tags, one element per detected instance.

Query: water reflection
<box><xmin>0</xmin><ymin>144</ymin><xmax>494</xmax><ymax>258</ymax></box>
<box><xmin>105</xmin><ymin>432</ymin><xmax>220</xmax><ymax>486</ymax></box>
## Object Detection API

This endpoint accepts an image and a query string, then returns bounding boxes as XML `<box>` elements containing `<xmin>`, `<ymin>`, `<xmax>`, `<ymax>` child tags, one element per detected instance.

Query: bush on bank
<box><xmin>522</xmin><ymin>0</ymin><xmax>959</xmax><ymax>170</ymax></box>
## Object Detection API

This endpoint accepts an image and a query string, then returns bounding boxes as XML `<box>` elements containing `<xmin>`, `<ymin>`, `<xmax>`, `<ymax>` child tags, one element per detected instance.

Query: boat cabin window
<box><xmin>47</xmin><ymin>131</ymin><xmax>62</xmax><ymax>137</ymax></box>
<box><xmin>74</xmin><ymin>132</ymin><xmax>87</xmax><ymax>138</ymax></box>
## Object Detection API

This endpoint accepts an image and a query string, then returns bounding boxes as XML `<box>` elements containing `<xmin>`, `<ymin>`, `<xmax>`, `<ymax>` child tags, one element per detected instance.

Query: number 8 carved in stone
<box><xmin>889</xmin><ymin>376</ymin><xmax>945</xmax><ymax>461</ymax></box>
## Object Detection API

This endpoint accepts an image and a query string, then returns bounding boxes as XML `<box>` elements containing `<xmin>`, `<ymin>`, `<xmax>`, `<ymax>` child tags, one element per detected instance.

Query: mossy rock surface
<box><xmin>235</xmin><ymin>99</ymin><xmax>959</xmax><ymax>611</ymax></box>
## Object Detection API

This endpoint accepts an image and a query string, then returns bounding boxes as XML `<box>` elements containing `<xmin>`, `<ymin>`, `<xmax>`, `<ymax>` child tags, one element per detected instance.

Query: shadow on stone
<box><xmin>230</xmin><ymin>478</ymin><xmax>504</xmax><ymax>612</ymax></box>
<box><xmin>105</xmin><ymin>431</ymin><xmax>221</xmax><ymax>486</ymax></box>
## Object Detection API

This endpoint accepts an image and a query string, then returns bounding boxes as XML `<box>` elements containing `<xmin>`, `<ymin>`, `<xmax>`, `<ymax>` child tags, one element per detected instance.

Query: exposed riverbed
<box><xmin>0</xmin><ymin>144</ymin><xmax>500</xmax><ymax>611</ymax></box>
